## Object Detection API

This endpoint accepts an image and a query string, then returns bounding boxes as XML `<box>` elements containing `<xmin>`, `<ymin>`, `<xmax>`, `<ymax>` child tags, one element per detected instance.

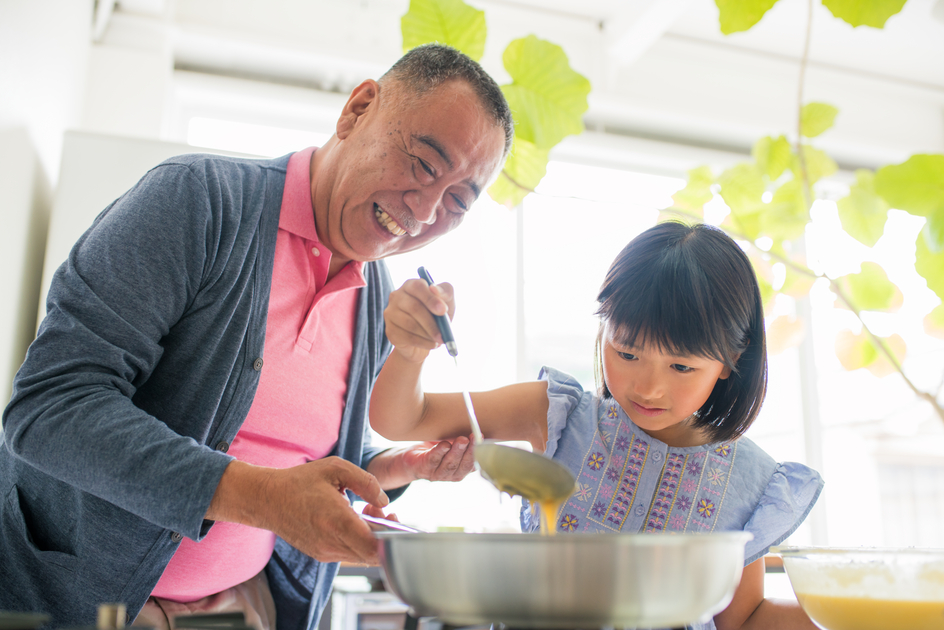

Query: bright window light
<box><xmin>187</xmin><ymin>117</ymin><xmax>331</xmax><ymax>157</ymax></box>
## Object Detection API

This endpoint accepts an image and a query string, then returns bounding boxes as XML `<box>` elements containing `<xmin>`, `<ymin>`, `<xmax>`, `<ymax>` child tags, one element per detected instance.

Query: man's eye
<box><xmin>416</xmin><ymin>157</ymin><xmax>435</xmax><ymax>176</ymax></box>
<box><xmin>449</xmin><ymin>194</ymin><xmax>468</xmax><ymax>213</ymax></box>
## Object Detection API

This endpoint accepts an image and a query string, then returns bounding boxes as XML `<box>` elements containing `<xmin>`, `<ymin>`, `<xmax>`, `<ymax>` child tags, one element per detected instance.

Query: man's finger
<box><xmin>327</xmin><ymin>458</ymin><xmax>389</xmax><ymax>508</ymax></box>
<box><xmin>322</xmin><ymin>509</ymin><xmax>380</xmax><ymax>565</ymax></box>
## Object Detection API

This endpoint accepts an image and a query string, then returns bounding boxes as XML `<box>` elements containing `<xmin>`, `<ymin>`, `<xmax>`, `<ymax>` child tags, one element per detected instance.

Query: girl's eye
<box><xmin>618</xmin><ymin>352</ymin><xmax>637</xmax><ymax>361</ymax></box>
<box><xmin>671</xmin><ymin>364</ymin><xmax>694</xmax><ymax>373</ymax></box>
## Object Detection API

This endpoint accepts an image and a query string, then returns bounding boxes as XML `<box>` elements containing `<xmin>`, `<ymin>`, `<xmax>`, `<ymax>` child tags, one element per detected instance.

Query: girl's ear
<box><xmin>336</xmin><ymin>79</ymin><xmax>380</xmax><ymax>140</ymax></box>
<box><xmin>718</xmin><ymin>350</ymin><xmax>744</xmax><ymax>380</ymax></box>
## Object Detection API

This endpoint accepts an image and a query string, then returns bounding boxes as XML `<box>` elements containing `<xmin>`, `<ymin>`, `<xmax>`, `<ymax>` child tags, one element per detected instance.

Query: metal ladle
<box><xmin>418</xmin><ymin>268</ymin><xmax>577</xmax><ymax>508</ymax></box>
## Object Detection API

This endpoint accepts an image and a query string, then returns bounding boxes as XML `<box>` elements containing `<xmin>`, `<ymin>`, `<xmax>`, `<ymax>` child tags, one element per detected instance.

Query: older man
<box><xmin>0</xmin><ymin>44</ymin><xmax>513</xmax><ymax>630</ymax></box>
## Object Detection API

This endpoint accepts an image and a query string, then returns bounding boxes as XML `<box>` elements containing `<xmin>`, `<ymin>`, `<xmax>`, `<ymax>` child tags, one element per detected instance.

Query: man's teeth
<box><xmin>374</xmin><ymin>207</ymin><xmax>406</xmax><ymax>236</ymax></box>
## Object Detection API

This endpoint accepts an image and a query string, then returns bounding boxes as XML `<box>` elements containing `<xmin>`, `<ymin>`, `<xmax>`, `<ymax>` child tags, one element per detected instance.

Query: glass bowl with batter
<box><xmin>772</xmin><ymin>546</ymin><xmax>944</xmax><ymax>630</ymax></box>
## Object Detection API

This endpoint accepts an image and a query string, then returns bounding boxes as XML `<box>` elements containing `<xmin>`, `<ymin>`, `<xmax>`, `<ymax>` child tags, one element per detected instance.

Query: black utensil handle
<box><xmin>417</xmin><ymin>266</ymin><xmax>458</xmax><ymax>357</ymax></box>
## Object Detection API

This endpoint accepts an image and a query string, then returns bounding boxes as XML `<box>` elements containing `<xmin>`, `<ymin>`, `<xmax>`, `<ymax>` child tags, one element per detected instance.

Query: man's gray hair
<box><xmin>380</xmin><ymin>44</ymin><xmax>514</xmax><ymax>156</ymax></box>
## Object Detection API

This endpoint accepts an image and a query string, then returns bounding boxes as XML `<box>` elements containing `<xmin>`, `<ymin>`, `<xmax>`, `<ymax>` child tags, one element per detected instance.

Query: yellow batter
<box><xmin>796</xmin><ymin>592</ymin><xmax>944</xmax><ymax>630</ymax></box>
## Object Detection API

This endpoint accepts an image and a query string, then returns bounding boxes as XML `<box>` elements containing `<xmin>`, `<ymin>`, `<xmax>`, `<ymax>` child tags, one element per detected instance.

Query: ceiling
<box><xmin>104</xmin><ymin>0</ymin><xmax>944</xmax><ymax>168</ymax></box>
<box><xmin>512</xmin><ymin>0</ymin><xmax>944</xmax><ymax>90</ymax></box>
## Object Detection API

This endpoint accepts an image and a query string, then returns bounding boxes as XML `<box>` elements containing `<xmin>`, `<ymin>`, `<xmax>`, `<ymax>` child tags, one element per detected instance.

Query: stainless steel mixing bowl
<box><xmin>773</xmin><ymin>546</ymin><xmax>944</xmax><ymax>630</ymax></box>
<box><xmin>376</xmin><ymin>531</ymin><xmax>752</xmax><ymax>629</ymax></box>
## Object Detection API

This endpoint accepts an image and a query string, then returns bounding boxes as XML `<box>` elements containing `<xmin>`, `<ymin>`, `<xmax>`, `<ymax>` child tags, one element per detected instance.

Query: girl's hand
<box><xmin>383</xmin><ymin>278</ymin><xmax>456</xmax><ymax>363</ymax></box>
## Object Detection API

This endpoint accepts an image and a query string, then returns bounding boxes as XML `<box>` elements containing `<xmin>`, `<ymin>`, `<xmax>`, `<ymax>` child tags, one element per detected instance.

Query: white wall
<box><xmin>0</xmin><ymin>129</ymin><xmax>51</xmax><ymax>407</ymax></box>
<box><xmin>0</xmin><ymin>0</ymin><xmax>93</xmax><ymax>405</ymax></box>
<box><xmin>0</xmin><ymin>0</ymin><xmax>93</xmax><ymax>182</ymax></box>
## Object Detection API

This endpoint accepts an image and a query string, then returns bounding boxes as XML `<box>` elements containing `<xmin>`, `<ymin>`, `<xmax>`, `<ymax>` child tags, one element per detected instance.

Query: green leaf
<box><xmin>925</xmin><ymin>303</ymin><xmax>944</xmax><ymax>340</ymax></box>
<box><xmin>837</xmin><ymin>169</ymin><xmax>890</xmax><ymax>247</ymax></box>
<box><xmin>715</xmin><ymin>0</ymin><xmax>780</xmax><ymax>34</ymax></box>
<box><xmin>874</xmin><ymin>154</ymin><xmax>944</xmax><ymax>218</ymax></box>
<box><xmin>501</xmin><ymin>35</ymin><xmax>590</xmax><ymax>150</ymax></box>
<box><xmin>671</xmin><ymin>166</ymin><xmax>714</xmax><ymax>213</ymax></box>
<box><xmin>821</xmin><ymin>0</ymin><xmax>907</xmax><ymax>28</ymax></box>
<box><xmin>718</xmin><ymin>163</ymin><xmax>764</xmax><ymax>214</ymax></box>
<box><xmin>401</xmin><ymin>0</ymin><xmax>487</xmax><ymax>61</ymax></box>
<box><xmin>752</xmin><ymin>135</ymin><xmax>792</xmax><ymax>180</ymax></box>
<box><xmin>924</xmin><ymin>211</ymin><xmax>944</xmax><ymax>253</ymax></box>
<box><xmin>791</xmin><ymin>145</ymin><xmax>838</xmax><ymax>185</ymax></box>
<box><xmin>834</xmin><ymin>330</ymin><xmax>904</xmax><ymax>376</ymax></box>
<box><xmin>835</xmin><ymin>261</ymin><xmax>903</xmax><ymax>313</ymax></box>
<box><xmin>761</xmin><ymin>179</ymin><xmax>809</xmax><ymax>241</ymax></box>
<box><xmin>487</xmin><ymin>137</ymin><xmax>549</xmax><ymax>208</ymax></box>
<box><xmin>800</xmin><ymin>102</ymin><xmax>839</xmax><ymax>138</ymax></box>
<box><xmin>916</xmin><ymin>231</ymin><xmax>944</xmax><ymax>302</ymax></box>
<box><xmin>834</xmin><ymin>329</ymin><xmax>877</xmax><ymax>371</ymax></box>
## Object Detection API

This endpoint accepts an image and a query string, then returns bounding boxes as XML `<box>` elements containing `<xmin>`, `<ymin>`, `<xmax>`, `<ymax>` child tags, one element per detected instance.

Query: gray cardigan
<box><xmin>0</xmin><ymin>153</ymin><xmax>395</xmax><ymax>630</ymax></box>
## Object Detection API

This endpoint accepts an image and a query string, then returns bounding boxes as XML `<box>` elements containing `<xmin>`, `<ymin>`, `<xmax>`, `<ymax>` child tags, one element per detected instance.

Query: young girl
<box><xmin>371</xmin><ymin>221</ymin><xmax>824</xmax><ymax>630</ymax></box>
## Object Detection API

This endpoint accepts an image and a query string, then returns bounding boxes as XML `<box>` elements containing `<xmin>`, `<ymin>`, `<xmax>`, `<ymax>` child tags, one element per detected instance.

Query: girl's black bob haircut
<box><xmin>594</xmin><ymin>221</ymin><xmax>768</xmax><ymax>444</ymax></box>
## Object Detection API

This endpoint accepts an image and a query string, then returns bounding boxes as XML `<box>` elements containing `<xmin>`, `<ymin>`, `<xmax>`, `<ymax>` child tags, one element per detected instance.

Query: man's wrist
<box><xmin>206</xmin><ymin>460</ymin><xmax>274</xmax><ymax>527</ymax></box>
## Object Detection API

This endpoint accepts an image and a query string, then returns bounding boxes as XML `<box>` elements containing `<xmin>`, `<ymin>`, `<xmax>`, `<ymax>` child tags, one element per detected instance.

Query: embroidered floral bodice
<box><xmin>521</xmin><ymin>367</ymin><xmax>824</xmax><ymax>568</ymax></box>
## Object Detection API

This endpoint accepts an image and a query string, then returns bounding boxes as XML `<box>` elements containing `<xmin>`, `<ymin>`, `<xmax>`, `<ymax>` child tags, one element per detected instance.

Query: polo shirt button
<box><xmin>634</xmin><ymin>504</ymin><xmax>645</xmax><ymax>516</ymax></box>
<box><xmin>215</xmin><ymin>441</ymin><xmax>229</xmax><ymax>453</ymax></box>
<box><xmin>171</xmin><ymin>532</ymin><xmax>183</xmax><ymax>543</ymax></box>
<box><xmin>653</xmin><ymin>452</ymin><xmax>663</xmax><ymax>462</ymax></box>
<box><xmin>253</xmin><ymin>358</ymin><xmax>264</xmax><ymax>371</ymax></box>
<box><xmin>311</xmin><ymin>247</ymin><xmax>320</xmax><ymax>257</ymax></box>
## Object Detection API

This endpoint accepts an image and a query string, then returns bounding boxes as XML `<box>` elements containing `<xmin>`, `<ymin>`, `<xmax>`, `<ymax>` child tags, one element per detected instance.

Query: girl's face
<box><xmin>601</xmin><ymin>323</ymin><xmax>733</xmax><ymax>447</ymax></box>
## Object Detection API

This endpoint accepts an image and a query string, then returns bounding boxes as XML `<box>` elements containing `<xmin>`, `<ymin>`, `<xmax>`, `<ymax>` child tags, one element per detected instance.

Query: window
<box><xmin>172</xmin><ymin>71</ymin><xmax>944</xmax><ymax>547</ymax></box>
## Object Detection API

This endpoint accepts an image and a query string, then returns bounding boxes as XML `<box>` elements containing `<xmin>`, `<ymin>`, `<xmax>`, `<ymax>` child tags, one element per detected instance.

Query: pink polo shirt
<box><xmin>153</xmin><ymin>148</ymin><xmax>366</xmax><ymax>601</ymax></box>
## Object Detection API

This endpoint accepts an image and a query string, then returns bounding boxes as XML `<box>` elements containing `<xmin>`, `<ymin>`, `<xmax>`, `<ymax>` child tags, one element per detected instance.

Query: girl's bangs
<box><xmin>602</xmin><ymin>276</ymin><xmax>732</xmax><ymax>365</ymax></box>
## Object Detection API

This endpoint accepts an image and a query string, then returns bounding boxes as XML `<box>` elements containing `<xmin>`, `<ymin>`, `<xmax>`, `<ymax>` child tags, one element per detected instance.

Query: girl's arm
<box><xmin>713</xmin><ymin>557</ymin><xmax>818</xmax><ymax>630</ymax></box>
<box><xmin>370</xmin><ymin>279</ymin><xmax>548</xmax><ymax>450</ymax></box>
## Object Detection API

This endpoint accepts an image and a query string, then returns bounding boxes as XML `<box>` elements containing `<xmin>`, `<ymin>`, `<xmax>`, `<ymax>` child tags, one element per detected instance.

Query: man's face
<box><xmin>313</xmin><ymin>79</ymin><xmax>507</xmax><ymax>268</ymax></box>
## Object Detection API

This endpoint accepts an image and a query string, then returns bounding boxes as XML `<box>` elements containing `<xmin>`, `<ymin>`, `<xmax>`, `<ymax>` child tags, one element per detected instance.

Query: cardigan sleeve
<box><xmin>2</xmin><ymin>162</ymin><xmax>236</xmax><ymax>539</ymax></box>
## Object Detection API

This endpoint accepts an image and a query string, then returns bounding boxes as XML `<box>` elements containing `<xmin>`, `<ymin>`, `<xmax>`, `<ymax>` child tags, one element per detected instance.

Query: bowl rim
<box><xmin>772</xmin><ymin>545</ymin><xmax>944</xmax><ymax>557</ymax></box>
<box><xmin>376</xmin><ymin>530</ymin><xmax>754</xmax><ymax>546</ymax></box>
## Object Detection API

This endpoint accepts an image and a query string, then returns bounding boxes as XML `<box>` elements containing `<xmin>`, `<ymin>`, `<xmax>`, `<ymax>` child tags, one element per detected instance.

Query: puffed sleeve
<box><xmin>521</xmin><ymin>367</ymin><xmax>596</xmax><ymax>532</ymax></box>
<box><xmin>538</xmin><ymin>366</ymin><xmax>593</xmax><ymax>460</ymax></box>
<box><xmin>742</xmin><ymin>462</ymin><xmax>824</xmax><ymax>565</ymax></box>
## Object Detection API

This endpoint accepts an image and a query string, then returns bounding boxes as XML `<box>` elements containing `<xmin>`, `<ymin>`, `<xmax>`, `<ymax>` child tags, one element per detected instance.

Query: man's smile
<box><xmin>374</xmin><ymin>203</ymin><xmax>407</xmax><ymax>237</ymax></box>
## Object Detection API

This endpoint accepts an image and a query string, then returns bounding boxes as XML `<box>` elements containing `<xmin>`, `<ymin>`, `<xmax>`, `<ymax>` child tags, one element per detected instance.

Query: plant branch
<box><xmin>663</xmin><ymin>206</ymin><xmax>944</xmax><ymax>423</ymax></box>
<box><xmin>828</xmin><ymin>281</ymin><xmax>944</xmax><ymax>422</ymax></box>
<box><xmin>796</xmin><ymin>0</ymin><xmax>814</xmax><ymax>211</ymax></box>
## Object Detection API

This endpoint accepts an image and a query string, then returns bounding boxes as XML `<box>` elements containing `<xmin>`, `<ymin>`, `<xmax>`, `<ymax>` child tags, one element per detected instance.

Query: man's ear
<box><xmin>336</xmin><ymin>79</ymin><xmax>380</xmax><ymax>140</ymax></box>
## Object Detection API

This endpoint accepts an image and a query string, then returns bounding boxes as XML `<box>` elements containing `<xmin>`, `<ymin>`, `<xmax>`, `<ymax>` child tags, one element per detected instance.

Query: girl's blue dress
<box><xmin>521</xmin><ymin>368</ymin><xmax>825</xmax><ymax>630</ymax></box>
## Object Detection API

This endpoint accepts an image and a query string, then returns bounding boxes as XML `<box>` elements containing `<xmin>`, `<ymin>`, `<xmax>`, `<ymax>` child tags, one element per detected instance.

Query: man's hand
<box><xmin>207</xmin><ymin>457</ymin><xmax>388</xmax><ymax>565</ymax></box>
<box><xmin>367</xmin><ymin>437</ymin><xmax>475</xmax><ymax>489</ymax></box>
<box><xmin>383</xmin><ymin>278</ymin><xmax>455</xmax><ymax>363</ymax></box>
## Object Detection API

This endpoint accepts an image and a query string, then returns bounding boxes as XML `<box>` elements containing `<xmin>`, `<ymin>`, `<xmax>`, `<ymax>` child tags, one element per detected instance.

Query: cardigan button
<box><xmin>171</xmin><ymin>532</ymin><xmax>183</xmax><ymax>543</ymax></box>
<box><xmin>652</xmin><ymin>451</ymin><xmax>663</xmax><ymax>462</ymax></box>
<box><xmin>253</xmin><ymin>358</ymin><xmax>264</xmax><ymax>371</ymax></box>
<box><xmin>215</xmin><ymin>441</ymin><xmax>229</xmax><ymax>453</ymax></box>
<box><xmin>634</xmin><ymin>504</ymin><xmax>645</xmax><ymax>516</ymax></box>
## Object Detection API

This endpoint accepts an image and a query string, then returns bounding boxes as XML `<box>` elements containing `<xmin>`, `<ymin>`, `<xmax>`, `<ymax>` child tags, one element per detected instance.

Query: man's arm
<box><xmin>2</xmin><ymin>162</ymin><xmax>237</xmax><ymax>540</ymax></box>
<box><xmin>207</xmin><ymin>457</ymin><xmax>390</xmax><ymax>564</ymax></box>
